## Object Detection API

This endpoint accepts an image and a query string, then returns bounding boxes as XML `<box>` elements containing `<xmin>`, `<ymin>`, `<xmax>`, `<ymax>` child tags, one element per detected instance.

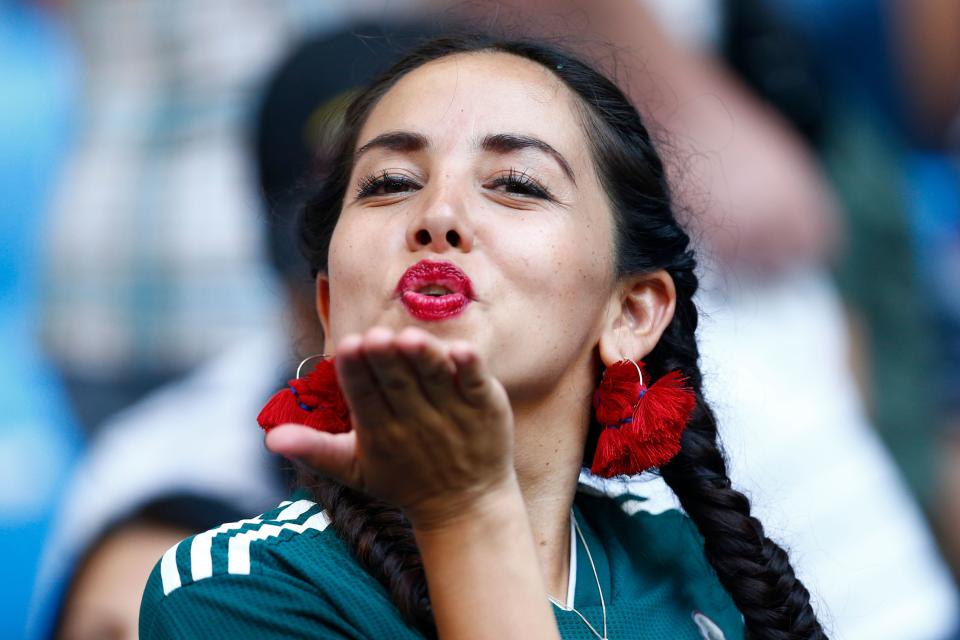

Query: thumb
<box><xmin>265</xmin><ymin>424</ymin><xmax>360</xmax><ymax>488</ymax></box>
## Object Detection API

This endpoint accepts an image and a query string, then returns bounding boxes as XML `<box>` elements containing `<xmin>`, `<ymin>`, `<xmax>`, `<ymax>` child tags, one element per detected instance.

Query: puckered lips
<box><xmin>395</xmin><ymin>259</ymin><xmax>476</xmax><ymax>321</ymax></box>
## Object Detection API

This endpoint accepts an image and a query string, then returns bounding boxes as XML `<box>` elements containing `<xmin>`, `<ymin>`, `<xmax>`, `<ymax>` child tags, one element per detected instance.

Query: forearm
<box><xmin>889</xmin><ymin>0</ymin><xmax>960</xmax><ymax>140</ymax></box>
<box><xmin>561</xmin><ymin>0</ymin><xmax>839</xmax><ymax>268</ymax></box>
<box><xmin>413</xmin><ymin>479</ymin><xmax>560</xmax><ymax>640</ymax></box>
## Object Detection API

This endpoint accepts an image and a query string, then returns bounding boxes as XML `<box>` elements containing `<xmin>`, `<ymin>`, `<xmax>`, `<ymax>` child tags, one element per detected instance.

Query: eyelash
<box><xmin>354</xmin><ymin>168</ymin><xmax>553</xmax><ymax>200</ymax></box>
<box><xmin>488</xmin><ymin>168</ymin><xmax>552</xmax><ymax>199</ymax></box>
<box><xmin>356</xmin><ymin>170</ymin><xmax>418</xmax><ymax>199</ymax></box>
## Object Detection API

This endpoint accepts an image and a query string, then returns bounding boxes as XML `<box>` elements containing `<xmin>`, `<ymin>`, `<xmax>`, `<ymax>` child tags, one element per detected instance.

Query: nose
<box><xmin>405</xmin><ymin>185</ymin><xmax>475</xmax><ymax>253</ymax></box>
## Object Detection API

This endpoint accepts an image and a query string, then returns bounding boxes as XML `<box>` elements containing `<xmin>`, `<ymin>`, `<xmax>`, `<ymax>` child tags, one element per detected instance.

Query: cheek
<box><xmin>480</xmin><ymin>215</ymin><xmax>614</xmax><ymax>393</ymax></box>
<box><xmin>490</xmin><ymin>215</ymin><xmax>613</xmax><ymax>330</ymax></box>
<box><xmin>324</xmin><ymin>216</ymin><xmax>395</xmax><ymax>339</ymax></box>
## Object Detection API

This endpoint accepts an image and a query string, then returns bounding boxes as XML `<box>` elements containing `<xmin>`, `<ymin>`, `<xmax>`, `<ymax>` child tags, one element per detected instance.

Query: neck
<box><xmin>519</xmin><ymin>473</ymin><xmax>577</xmax><ymax>603</ymax></box>
<box><xmin>511</xmin><ymin>378</ymin><xmax>593</xmax><ymax>603</ymax></box>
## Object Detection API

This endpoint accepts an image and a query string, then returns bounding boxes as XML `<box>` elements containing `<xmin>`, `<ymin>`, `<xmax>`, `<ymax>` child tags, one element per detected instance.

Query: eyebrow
<box><xmin>355</xmin><ymin>131</ymin><xmax>429</xmax><ymax>160</ymax></box>
<box><xmin>480</xmin><ymin>133</ymin><xmax>576</xmax><ymax>184</ymax></box>
<box><xmin>353</xmin><ymin>130</ymin><xmax>576</xmax><ymax>184</ymax></box>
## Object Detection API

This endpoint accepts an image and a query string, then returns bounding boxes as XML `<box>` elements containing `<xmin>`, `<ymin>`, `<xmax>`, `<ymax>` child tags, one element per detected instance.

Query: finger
<box><xmin>395</xmin><ymin>327</ymin><xmax>457</xmax><ymax>407</ymax></box>
<box><xmin>265</xmin><ymin>424</ymin><xmax>361</xmax><ymax>488</ymax></box>
<box><xmin>363</xmin><ymin>327</ymin><xmax>442</xmax><ymax>420</ymax></box>
<box><xmin>335</xmin><ymin>333</ymin><xmax>394</xmax><ymax>427</ymax></box>
<box><xmin>449</xmin><ymin>341</ymin><xmax>495</xmax><ymax>407</ymax></box>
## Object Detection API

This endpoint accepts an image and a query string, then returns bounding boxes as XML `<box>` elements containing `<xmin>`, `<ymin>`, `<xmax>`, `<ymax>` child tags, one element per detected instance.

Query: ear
<box><xmin>315</xmin><ymin>273</ymin><xmax>332</xmax><ymax>353</ymax></box>
<box><xmin>598</xmin><ymin>270</ymin><xmax>676</xmax><ymax>367</ymax></box>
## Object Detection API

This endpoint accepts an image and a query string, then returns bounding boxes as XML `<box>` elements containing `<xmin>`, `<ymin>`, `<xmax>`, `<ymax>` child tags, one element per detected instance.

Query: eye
<box><xmin>487</xmin><ymin>168</ymin><xmax>553</xmax><ymax>200</ymax></box>
<box><xmin>356</xmin><ymin>170</ymin><xmax>421</xmax><ymax>199</ymax></box>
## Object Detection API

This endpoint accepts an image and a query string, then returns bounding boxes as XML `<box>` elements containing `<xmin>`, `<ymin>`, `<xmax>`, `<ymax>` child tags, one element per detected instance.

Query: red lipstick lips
<box><xmin>395</xmin><ymin>259</ymin><xmax>475</xmax><ymax>321</ymax></box>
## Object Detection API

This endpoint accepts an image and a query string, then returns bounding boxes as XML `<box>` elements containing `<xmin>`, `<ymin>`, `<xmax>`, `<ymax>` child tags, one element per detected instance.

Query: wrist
<box><xmin>408</xmin><ymin>473</ymin><xmax>525</xmax><ymax>537</ymax></box>
<box><xmin>409</xmin><ymin>473</ymin><xmax>561</xmax><ymax>640</ymax></box>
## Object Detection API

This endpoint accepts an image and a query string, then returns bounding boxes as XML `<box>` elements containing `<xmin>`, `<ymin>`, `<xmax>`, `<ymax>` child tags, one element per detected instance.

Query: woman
<box><xmin>139</xmin><ymin>36</ymin><xmax>826</xmax><ymax>639</ymax></box>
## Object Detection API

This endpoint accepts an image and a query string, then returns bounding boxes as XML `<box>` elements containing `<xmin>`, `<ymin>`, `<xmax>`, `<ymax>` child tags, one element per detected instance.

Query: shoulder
<box><xmin>139</xmin><ymin>497</ymin><xmax>364</xmax><ymax>639</ymax></box>
<box><xmin>155</xmin><ymin>497</ymin><xmax>333</xmax><ymax>593</ymax></box>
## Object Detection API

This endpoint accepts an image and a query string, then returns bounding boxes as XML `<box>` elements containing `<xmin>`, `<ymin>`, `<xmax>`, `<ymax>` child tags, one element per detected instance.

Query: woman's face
<box><xmin>319</xmin><ymin>51</ymin><xmax>619</xmax><ymax>399</ymax></box>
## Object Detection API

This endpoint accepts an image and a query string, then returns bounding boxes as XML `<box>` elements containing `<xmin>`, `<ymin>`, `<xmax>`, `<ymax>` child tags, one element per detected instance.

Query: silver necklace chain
<box><xmin>547</xmin><ymin>510</ymin><xmax>608</xmax><ymax>640</ymax></box>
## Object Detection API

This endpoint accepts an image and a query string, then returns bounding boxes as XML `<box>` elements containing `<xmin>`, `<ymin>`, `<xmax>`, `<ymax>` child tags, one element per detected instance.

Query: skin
<box><xmin>57</xmin><ymin>523</ymin><xmax>192</xmax><ymax>640</ymax></box>
<box><xmin>266</xmin><ymin>51</ymin><xmax>676</xmax><ymax>638</ymax></box>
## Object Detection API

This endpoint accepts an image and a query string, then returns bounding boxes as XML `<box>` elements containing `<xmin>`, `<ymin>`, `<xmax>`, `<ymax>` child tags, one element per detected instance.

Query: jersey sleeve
<box><xmin>139</xmin><ymin>561</ymin><xmax>364</xmax><ymax>639</ymax></box>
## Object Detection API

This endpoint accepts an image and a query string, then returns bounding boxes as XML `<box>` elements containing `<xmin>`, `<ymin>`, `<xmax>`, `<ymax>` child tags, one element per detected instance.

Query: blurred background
<box><xmin>2</xmin><ymin>0</ymin><xmax>959</xmax><ymax>638</ymax></box>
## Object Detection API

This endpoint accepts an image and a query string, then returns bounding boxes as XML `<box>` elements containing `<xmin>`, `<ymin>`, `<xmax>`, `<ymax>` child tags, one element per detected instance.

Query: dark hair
<box><xmin>299</xmin><ymin>35</ymin><xmax>827</xmax><ymax>640</ymax></box>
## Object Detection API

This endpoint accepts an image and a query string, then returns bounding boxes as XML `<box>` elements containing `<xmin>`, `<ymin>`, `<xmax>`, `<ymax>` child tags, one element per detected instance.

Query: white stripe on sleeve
<box><xmin>190</xmin><ymin>516</ymin><xmax>264</xmax><ymax>582</ymax></box>
<box><xmin>160</xmin><ymin>542</ymin><xmax>182</xmax><ymax>595</ymax></box>
<box><xmin>276</xmin><ymin>499</ymin><xmax>315</xmax><ymax>521</ymax></box>
<box><xmin>228</xmin><ymin>511</ymin><xmax>331</xmax><ymax>576</ymax></box>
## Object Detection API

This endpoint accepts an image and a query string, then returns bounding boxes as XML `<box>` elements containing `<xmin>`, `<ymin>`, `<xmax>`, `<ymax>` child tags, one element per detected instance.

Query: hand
<box><xmin>265</xmin><ymin>326</ymin><xmax>517</xmax><ymax>529</ymax></box>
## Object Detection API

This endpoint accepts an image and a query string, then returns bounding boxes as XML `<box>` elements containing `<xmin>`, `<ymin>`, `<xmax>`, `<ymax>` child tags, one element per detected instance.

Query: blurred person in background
<box><xmin>31</xmin><ymin>1</ymin><xmax>959</xmax><ymax>639</ymax></box>
<box><xmin>758</xmin><ymin>0</ymin><xmax>960</xmax><ymax>581</ymax></box>
<box><xmin>0</xmin><ymin>0</ymin><xmax>86</xmax><ymax>637</ymax></box>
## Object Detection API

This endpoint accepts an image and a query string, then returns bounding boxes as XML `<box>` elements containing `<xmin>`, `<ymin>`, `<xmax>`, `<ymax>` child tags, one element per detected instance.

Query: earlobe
<box><xmin>598</xmin><ymin>270</ymin><xmax>676</xmax><ymax>366</ymax></box>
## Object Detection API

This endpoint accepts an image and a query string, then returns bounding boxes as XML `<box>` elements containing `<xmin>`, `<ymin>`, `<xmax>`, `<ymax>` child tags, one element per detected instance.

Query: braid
<box><xmin>301</xmin><ymin>472</ymin><xmax>437</xmax><ymax>638</ymax></box>
<box><xmin>655</xmin><ymin>266</ymin><xmax>828</xmax><ymax>640</ymax></box>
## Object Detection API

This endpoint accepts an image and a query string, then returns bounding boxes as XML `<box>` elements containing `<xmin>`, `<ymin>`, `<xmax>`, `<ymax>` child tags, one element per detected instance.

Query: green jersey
<box><xmin>140</xmin><ymin>481</ymin><xmax>743</xmax><ymax>639</ymax></box>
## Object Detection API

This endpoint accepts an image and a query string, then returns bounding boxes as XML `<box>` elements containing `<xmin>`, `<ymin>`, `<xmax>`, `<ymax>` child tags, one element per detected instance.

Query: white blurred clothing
<box><xmin>698</xmin><ymin>268</ymin><xmax>959</xmax><ymax>639</ymax></box>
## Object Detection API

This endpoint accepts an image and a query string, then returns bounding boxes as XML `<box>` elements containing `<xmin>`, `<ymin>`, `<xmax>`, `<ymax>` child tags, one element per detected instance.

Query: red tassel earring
<box><xmin>256</xmin><ymin>355</ymin><xmax>351</xmax><ymax>434</ymax></box>
<box><xmin>591</xmin><ymin>360</ymin><xmax>696</xmax><ymax>478</ymax></box>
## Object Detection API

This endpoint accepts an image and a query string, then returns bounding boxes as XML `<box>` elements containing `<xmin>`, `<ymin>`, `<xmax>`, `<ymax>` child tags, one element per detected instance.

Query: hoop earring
<box><xmin>590</xmin><ymin>359</ymin><xmax>696</xmax><ymax>477</ymax></box>
<box><xmin>296</xmin><ymin>353</ymin><xmax>332</xmax><ymax>379</ymax></box>
<box><xmin>257</xmin><ymin>354</ymin><xmax>350</xmax><ymax>434</ymax></box>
